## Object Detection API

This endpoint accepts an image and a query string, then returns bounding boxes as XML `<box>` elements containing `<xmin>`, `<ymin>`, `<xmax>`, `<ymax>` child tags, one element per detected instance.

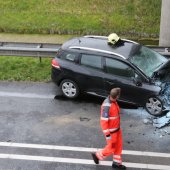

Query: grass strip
<box><xmin>0</xmin><ymin>0</ymin><xmax>161</xmax><ymax>38</ymax></box>
<box><xmin>0</xmin><ymin>56</ymin><xmax>51</xmax><ymax>82</ymax></box>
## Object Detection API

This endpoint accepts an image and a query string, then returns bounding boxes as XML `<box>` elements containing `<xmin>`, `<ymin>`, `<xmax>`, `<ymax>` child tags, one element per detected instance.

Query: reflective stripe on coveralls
<box><xmin>102</xmin><ymin>127</ymin><xmax>120</xmax><ymax>134</ymax></box>
<box><xmin>113</xmin><ymin>155</ymin><xmax>122</xmax><ymax>164</ymax></box>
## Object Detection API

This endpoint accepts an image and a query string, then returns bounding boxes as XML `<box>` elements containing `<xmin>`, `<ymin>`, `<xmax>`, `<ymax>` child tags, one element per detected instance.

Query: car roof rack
<box><xmin>84</xmin><ymin>35</ymin><xmax>138</xmax><ymax>44</ymax></box>
<box><xmin>83</xmin><ymin>35</ymin><xmax>108</xmax><ymax>39</ymax></box>
<box><xmin>69</xmin><ymin>46</ymin><xmax>126</xmax><ymax>59</ymax></box>
<box><xmin>121</xmin><ymin>39</ymin><xmax>139</xmax><ymax>44</ymax></box>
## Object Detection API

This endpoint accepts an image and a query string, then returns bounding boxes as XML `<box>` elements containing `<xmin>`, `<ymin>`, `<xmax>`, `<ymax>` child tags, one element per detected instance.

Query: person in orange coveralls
<box><xmin>91</xmin><ymin>88</ymin><xmax>126</xmax><ymax>170</ymax></box>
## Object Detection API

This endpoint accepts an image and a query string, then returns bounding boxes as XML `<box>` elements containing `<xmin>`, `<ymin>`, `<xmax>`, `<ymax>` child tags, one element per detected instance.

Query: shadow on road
<box><xmin>54</xmin><ymin>94</ymin><xmax>138</xmax><ymax>109</ymax></box>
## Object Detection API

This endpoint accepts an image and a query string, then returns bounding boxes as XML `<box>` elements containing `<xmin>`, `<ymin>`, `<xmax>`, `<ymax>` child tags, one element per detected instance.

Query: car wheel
<box><xmin>145</xmin><ymin>97</ymin><xmax>163</xmax><ymax>116</ymax></box>
<box><xmin>60</xmin><ymin>79</ymin><xmax>79</xmax><ymax>99</ymax></box>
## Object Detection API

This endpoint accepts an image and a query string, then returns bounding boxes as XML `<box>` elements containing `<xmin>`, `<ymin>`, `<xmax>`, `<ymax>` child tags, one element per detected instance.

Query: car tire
<box><xmin>60</xmin><ymin>79</ymin><xmax>79</xmax><ymax>99</ymax></box>
<box><xmin>145</xmin><ymin>96</ymin><xmax>163</xmax><ymax>116</ymax></box>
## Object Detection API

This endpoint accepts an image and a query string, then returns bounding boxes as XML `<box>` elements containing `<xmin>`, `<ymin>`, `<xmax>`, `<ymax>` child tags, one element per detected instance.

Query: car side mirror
<box><xmin>133</xmin><ymin>77</ymin><xmax>142</xmax><ymax>86</ymax></box>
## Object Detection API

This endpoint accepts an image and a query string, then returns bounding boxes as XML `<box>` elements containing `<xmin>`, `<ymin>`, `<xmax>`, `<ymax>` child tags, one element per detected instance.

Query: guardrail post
<box><xmin>37</xmin><ymin>44</ymin><xmax>42</xmax><ymax>63</ymax></box>
<box><xmin>39</xmin><ymin>56</ymin><xmax>42</xmax><ymax>63</ymax></box>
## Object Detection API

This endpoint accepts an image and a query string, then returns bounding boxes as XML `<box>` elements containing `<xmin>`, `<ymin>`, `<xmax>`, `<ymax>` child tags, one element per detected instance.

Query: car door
<box><xmin>103</xmin><ymin>57</ymin><xmax>160</xmax><ymax>105</ymax></box>
<box><xmin>74</xmin><ymin>53</ymin><xmax>105</xmax><ymax>96</ymax></box>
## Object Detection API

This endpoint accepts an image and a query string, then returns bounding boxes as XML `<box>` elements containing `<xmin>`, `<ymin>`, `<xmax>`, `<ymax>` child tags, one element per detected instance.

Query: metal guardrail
<box><xmin>0</xmin><ymin>42</ymin><xmax>169</xmax><ymax>58</ymax></box>
<box><xmin>147</xmin><ymin>45</ymin><xmax>170</xmax><ymax>56</ymax></box>
<box><xmin>0</xmin><ymin>42</ymin><xmax>61</xmax><ymax>58</ymax></box>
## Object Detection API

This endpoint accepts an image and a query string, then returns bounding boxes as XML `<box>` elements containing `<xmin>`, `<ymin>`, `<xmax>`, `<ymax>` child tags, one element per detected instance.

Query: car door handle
<box><xmin>106</xmin><ymin>81</ymin><xmax>114</xmax><ymax>85</ymax></box>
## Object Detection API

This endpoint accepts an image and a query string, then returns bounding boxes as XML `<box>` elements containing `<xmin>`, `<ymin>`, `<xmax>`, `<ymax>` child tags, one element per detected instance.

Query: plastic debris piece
<box><xmin>153</xmin><ymin>111</ymin><xmax>170</xmax><ymax>128</ymax></box>
<box><xmin>143</xmin><ymin>118</ymin><xmax>152</xmax><ymax>124</ymax></box>
<box><xmin>166</xmin><ymin>111</ymin><xmax>170</xmax><ymax>118</ymax></box>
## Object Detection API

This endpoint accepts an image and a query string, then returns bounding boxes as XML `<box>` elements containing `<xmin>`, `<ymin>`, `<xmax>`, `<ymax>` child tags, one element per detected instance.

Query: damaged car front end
<box><xmin>129</xmin><ymin>45</ymin><xmax>170</xmax><ymax>116</ymax></box>
<box><xmin>153</xmin><ymin>60</ymin><xmax>170</xmax><ymax>114</ymax></box>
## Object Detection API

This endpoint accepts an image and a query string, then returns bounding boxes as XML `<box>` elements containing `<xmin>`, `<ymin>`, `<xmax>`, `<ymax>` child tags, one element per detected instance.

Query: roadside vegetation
<box><xmin>0</xmin><ymin>56</ymin><xmax>51</xmax><ymax>82</ymax></box>
<box><xmin>0</xmin><ymin>0</ymin><xmax>161</xmax><ymax>38</ymax></box>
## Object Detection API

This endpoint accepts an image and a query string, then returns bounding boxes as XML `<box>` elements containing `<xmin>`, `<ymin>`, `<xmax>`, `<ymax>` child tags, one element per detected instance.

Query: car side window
<box><xmin>105</xmin><ymin>58</ymin><xmax>135</xmax><ymax>78</ymax></box>
<box><xmin>58</xmin><ymin>51</ymin><xmax>77</xmax><ymax>62</ymax></box>
<box><xmin>65</xmin><ymin>54</ymin><xmax>76</xmax><ymax>61</ymax></box>
<box><xmin>80</xmin><ymin>54</ymin><xmax>102</xmax><ymax>70</ymax></box>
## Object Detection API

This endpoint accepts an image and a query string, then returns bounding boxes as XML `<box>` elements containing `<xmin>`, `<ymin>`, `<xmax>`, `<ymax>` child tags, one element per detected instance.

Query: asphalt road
<box><xmin>0</xmin><ymin>81</ymin><xmax>169</xmax><ymax>170</ymax></box>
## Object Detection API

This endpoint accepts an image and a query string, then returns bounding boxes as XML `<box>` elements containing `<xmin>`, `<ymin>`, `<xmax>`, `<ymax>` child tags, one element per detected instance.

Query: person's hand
<box><xmin>106</xmin><ymin>134</ymin><xmax>111</xmax><ymax>140</ymax></box>
<box><xmin>106</xmin><ymin>134</ymin><xmax>112</xmax><ymax>144</ymax></box>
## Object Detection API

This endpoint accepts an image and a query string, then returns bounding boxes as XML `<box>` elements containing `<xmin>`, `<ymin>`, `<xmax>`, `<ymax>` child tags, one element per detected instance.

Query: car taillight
<box><xmin>51</xmin><ymin>59</ymin><xmax>60</xmax><ymax>69</ymax></box>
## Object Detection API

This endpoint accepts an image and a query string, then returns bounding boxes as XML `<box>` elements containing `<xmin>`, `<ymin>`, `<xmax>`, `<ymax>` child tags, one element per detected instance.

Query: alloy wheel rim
<box><xmin>62</xmin><ymin>82</ymin><xmax>76</xmax><ymax>97</ymax></box>
<box><xmin>146</xmin><ymin>97</ymin><xmax>162</xmax><ymax>115</ymax></box>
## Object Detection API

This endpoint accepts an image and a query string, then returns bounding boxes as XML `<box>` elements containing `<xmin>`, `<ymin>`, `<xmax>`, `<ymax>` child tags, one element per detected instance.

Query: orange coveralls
<box><xmin>96</xmin><ymin>96</ymin><xmax>123</xmax><ymax>164</ymax></box>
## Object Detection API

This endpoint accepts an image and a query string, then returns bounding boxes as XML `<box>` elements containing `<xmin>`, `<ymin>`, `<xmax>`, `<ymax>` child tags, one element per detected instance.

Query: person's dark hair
<box><xmin>110</xmin><ymin>88</ymin><xmax>121</xmax><ymax>99</ymax></box>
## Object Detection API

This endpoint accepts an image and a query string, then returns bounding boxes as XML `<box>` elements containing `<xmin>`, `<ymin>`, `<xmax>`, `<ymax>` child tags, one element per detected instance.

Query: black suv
<box><xmin>51</xmin><ymin>35</ymin><xmax>170</xmax><ymax>116</ymax></box>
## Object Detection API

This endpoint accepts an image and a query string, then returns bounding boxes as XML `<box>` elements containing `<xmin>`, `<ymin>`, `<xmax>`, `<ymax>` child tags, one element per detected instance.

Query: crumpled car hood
<box><xmin>154</xmin><ymin>60</ymin><xmax>170</xmax><ymax>112</ymax></box>
<box><xmin>160</xmin><ymin>82</ymin><xmax>170</xmax><ymax>111</ymax></box>
<box><xmin>157</xmin><ymin>59</ymin><xmax>170</xmax><ymax>72</ymax></box>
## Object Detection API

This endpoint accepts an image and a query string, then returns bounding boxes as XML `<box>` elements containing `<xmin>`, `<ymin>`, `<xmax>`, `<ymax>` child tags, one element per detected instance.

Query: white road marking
<box><xmin>0</xmin><ymin>153</ymin><xmax>169</xmax><ymax>170</ymax></box>
<box><xmin>0</xmin><ymin>142</ymin><xmax>170</xmax><ymax>158</ymax></box>
<box><xmin>0</xmin><ymin>91</ymin><xmax>54</xmax><ymax>99</ymax></box>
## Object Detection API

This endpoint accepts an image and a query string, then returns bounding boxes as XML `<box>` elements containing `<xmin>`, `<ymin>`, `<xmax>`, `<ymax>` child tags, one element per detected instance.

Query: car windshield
<box><xmin>129</xmin><ymin>45</ymin><xmax>168</xmax><ymax>77</ymax></box>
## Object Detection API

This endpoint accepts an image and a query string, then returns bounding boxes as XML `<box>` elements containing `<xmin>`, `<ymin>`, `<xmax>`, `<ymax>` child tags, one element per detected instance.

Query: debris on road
<box><xmin>143</xmin><ymin>118</ymin><xmax>153</xmax><ymax>125</ymax></box>
<box><xmin>153</xmin><ymin>111</ymin><xmax>170</xmax><ymax>128</ymax></box>
<box><xmin>80</xmin><ymin>117</ymin><xmax>91</xmax><ymax>122</ymax></box>
<box><xmin>123</xmin><ymin>107</ymin><xmax>170</xmax><ymax>127</ymax></box>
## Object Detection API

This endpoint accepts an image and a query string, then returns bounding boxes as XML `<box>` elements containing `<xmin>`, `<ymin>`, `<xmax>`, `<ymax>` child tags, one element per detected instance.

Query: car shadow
<box><xmin>54</xmin><ymin>94</ymin><xmax>103</xmax><ymax>104</ymax></box>
<box><xmin>54</xmin><ymin>94</ymin><xmax>137</xmax><ymax>109</ymax></box>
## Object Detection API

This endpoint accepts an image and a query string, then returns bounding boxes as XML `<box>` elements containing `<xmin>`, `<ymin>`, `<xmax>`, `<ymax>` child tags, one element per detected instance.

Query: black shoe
<box><xmin>112</xmin><ymin>163</ymin><xmax>126</xmax><ymax>169</ymax></box>
<box><xmin>91</xmin><ymin>153</ymin><xmax>99</xmax><ymax>164</ymax></box>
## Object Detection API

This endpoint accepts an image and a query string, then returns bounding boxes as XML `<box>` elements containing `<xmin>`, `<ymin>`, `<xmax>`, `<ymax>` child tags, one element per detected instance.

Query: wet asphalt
<box><xmin>0</xmin><ymin>81</ymin><xmax>169</xmax><ymax>170</ymax></box>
